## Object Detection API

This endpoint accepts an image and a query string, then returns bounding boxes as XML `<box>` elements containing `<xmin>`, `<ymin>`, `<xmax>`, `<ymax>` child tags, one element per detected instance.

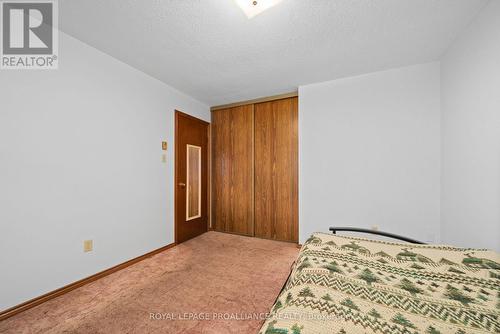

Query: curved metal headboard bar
<box><xmin>329</xmin><ymin>227</ymin><xmax>426</xmax><ymax>244</ymax></box>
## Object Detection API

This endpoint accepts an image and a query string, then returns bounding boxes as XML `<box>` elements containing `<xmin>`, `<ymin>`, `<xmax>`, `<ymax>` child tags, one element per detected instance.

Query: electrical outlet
<box><xmin>83</xmin><ymin>240</ymin><xmax>93</xmax><ymax>252</ymax></box>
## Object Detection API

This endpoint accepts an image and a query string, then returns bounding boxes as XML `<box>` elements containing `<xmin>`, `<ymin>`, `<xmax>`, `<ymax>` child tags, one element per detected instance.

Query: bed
<box><xmin>259</xmin><ymin>228</ymin><xmax>500</xmax><ymax>334</ymax></box>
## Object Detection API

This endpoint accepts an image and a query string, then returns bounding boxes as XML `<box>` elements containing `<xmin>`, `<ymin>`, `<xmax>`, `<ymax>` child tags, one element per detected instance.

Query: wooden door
<box><xmin>212</xmin><ymin>105</ymin><xmax>254</xmax><ymax>236</ymax></box>
<box><xmin>175</xmin><ymin>111</ymin><xmax>209</xmax><ymax>244</ymax></box>
<box><xmin>254</xmin><ymin>97</ymin><xmax>298</xmax><ymax>242</ymax></box>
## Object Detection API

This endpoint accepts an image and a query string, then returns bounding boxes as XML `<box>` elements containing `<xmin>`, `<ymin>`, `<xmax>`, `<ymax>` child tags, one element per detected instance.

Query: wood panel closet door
<box><xmin>212</xmin><ymin>105</ymin><xmax>254</xmax><ymax>236</ymax></box>
<box><xmin>212</xmin><ymin>109</ymin><xmax>231</xmax><ymax>233</ymax></box>
<box><xmin>254</xmin><ymin>97</ymin><xmax>298</xmax><ymax>242</ymax></box>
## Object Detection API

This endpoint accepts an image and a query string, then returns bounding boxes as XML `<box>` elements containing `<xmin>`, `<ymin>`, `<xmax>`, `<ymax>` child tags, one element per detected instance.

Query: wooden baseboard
<box><xmin>0</xmin><ymin>243</ymin><xmax>176</xmax><ymax>321</ymax></box>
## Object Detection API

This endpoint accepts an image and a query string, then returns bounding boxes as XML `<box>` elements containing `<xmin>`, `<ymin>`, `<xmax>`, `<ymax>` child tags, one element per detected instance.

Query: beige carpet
<box><xmin>0</xmin><ymin>231</ymin><xmax>299</xmax><ymax>334</ymax></box>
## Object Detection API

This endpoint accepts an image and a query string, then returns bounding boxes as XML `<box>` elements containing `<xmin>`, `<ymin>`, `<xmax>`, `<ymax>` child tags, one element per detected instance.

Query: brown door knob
<box><xmin>178</xmin><ymin>182</ymin><xmax>186</xmax><ymax>188</ymax></box>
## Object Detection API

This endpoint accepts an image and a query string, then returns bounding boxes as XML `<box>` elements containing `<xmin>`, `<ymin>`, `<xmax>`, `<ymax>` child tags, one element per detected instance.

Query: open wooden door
<box><xmin>175</xmin><ymin>111</ymin><xmax>209</xmax><ymax>244</ymax></box>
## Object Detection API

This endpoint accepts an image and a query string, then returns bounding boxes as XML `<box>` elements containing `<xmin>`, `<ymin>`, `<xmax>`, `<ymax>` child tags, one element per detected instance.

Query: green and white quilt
<box><xmin>259</xmin><ymin>232</ymin><xmax>500</xmax><ymax>334</ymax></box>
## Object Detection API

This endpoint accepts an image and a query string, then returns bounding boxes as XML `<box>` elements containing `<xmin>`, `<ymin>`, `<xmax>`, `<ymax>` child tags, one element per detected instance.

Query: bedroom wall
<box><xmin>440</xmin><ymin>0</ymin><xmax>500</xmax><ymax>251</ymax></box>
<box><xmin>0</xmin><ymin>31</ymin><xmax>209</xmax><ymax>310</ymax></box>
<box><xmin>298</xmin><ymin>62</ymin><xmax>441</xmax><ymax>245</ymax></box>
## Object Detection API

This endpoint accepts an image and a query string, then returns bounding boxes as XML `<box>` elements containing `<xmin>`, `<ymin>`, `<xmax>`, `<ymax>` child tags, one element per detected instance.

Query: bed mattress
<box><xmin>259</xmin><ymin>232</ymin><xmax>500</xmax><ymax>334</ymax></box>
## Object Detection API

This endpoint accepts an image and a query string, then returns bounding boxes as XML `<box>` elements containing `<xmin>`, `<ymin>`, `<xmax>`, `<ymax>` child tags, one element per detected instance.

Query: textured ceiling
<box><xmin>59</xmin><ymin>0</ymin><xmax>488</xmax><ymax>106</ymax></box>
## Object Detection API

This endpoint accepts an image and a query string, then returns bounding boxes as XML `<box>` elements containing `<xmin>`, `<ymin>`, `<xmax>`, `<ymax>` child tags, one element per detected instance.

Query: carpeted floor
<box><xmin>0</xmin><ymin>232</ymin><xmax>299</xmax><ymax>334</ymax></box>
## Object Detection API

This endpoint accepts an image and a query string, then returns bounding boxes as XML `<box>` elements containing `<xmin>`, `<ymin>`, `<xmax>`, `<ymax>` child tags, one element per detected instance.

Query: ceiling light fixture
<box><xmin>234</xmin><ymin>0</ymin><xmax>284</xmax><ymax>19</ymax></box>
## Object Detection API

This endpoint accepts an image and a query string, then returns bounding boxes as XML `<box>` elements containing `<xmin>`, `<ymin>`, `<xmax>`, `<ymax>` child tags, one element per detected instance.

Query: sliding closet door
<box><xmin>212</xmin><ymin>105</ymin><xmax>254</xmax><ymax>236</ymax></box>
<box><xmin>212</xmin><ymin>109</ymin><xmax>232</xmax><ymax>233</ymax></box>
<box><xmin>254</xmin><ymin>97</ymin><xmax>298</xmax><ymax>242</ymax></box>
<box><xmin>230</xmin><ymin>105</ymin><xmax>254</xmax><ymax>235</ymax></box>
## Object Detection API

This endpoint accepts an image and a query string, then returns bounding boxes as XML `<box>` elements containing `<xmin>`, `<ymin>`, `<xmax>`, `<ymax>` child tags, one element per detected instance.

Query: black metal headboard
<box><xmin>329</xmin><ymin>227</ymin><xmax>425</xmax><ymax>244</ymax></box>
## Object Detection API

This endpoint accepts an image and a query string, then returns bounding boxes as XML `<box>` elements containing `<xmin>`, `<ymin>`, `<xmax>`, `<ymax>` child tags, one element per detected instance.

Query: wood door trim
<box><xmin>174</xmin><ymin>110</ymin><xmax>209</xmax><ymax>244</ymax></box>
<box><xmin>175</xmin><ymin>110</ymin><xmax>210</xmax><ymax>126</ymax></box>
<box><xmin>208</xmin><ymin>124</ymin><xmax>212</xmax><ymax>229</ymax></box>
<box><xmin>174</xmin><ymin>111</ymin><xmax>180</xmax><ymax>244</ymax></box>
<box><xmin>210</xmin><ymin>91</ymin><xmax>298</xmax><ymax>111</ymax></box>
<box><xmin>0</xmin><ymin>243</ymin><xmax>175</xmax><ymax>321</ymax></box>
<box><xmin>251</xmin><ymin>103</ymin><xmax>255</xmax><ymax>237</ymax></box>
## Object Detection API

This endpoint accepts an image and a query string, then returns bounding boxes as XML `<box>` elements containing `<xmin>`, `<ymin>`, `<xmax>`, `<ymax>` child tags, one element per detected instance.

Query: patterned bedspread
<box><xmin>259</xmin><ymin>232</ymin><xmax>500</xmax><ymax>334</ymax></box>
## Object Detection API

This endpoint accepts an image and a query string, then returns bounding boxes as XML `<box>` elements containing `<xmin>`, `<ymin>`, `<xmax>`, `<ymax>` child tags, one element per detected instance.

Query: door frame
<box><xmin>174</xmin><ymin>110</ymin><xmax>210</xmax><ymax>244</ymax></box>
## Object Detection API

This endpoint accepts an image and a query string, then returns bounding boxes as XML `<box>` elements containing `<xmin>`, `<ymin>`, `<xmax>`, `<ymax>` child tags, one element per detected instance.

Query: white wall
<box><xmin>441</xmin><ymin>0</ymin><xmax>500</xmax><ymax>251</ymax></box>
<box><xmin>0</xmin><ymin>32</ymin><xmax>209</xmax><ymax>310</ymax></box>
<box><xmin>299</xmin><ymin>63</ymin><xmax>441</xmax><ymax>244</ymax></box>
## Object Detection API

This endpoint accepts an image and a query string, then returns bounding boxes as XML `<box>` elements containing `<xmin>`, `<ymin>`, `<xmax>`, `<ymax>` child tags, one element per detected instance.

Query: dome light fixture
<box><xmin>234</xmin><ymin>0</ymin><xmax>284</xmax><ymax>18</ymax></box>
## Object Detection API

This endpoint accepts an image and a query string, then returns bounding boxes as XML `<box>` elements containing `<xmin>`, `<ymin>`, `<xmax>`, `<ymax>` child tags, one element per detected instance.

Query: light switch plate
<box><xmin>84</xmin><ymin>240</ymin><xmax>93</xmax><ymax>252</ymax></box>
<box><xmin>162</xmin><ymin>141</ymin><xmax>167</xmax><ymax>151</ymax></box>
